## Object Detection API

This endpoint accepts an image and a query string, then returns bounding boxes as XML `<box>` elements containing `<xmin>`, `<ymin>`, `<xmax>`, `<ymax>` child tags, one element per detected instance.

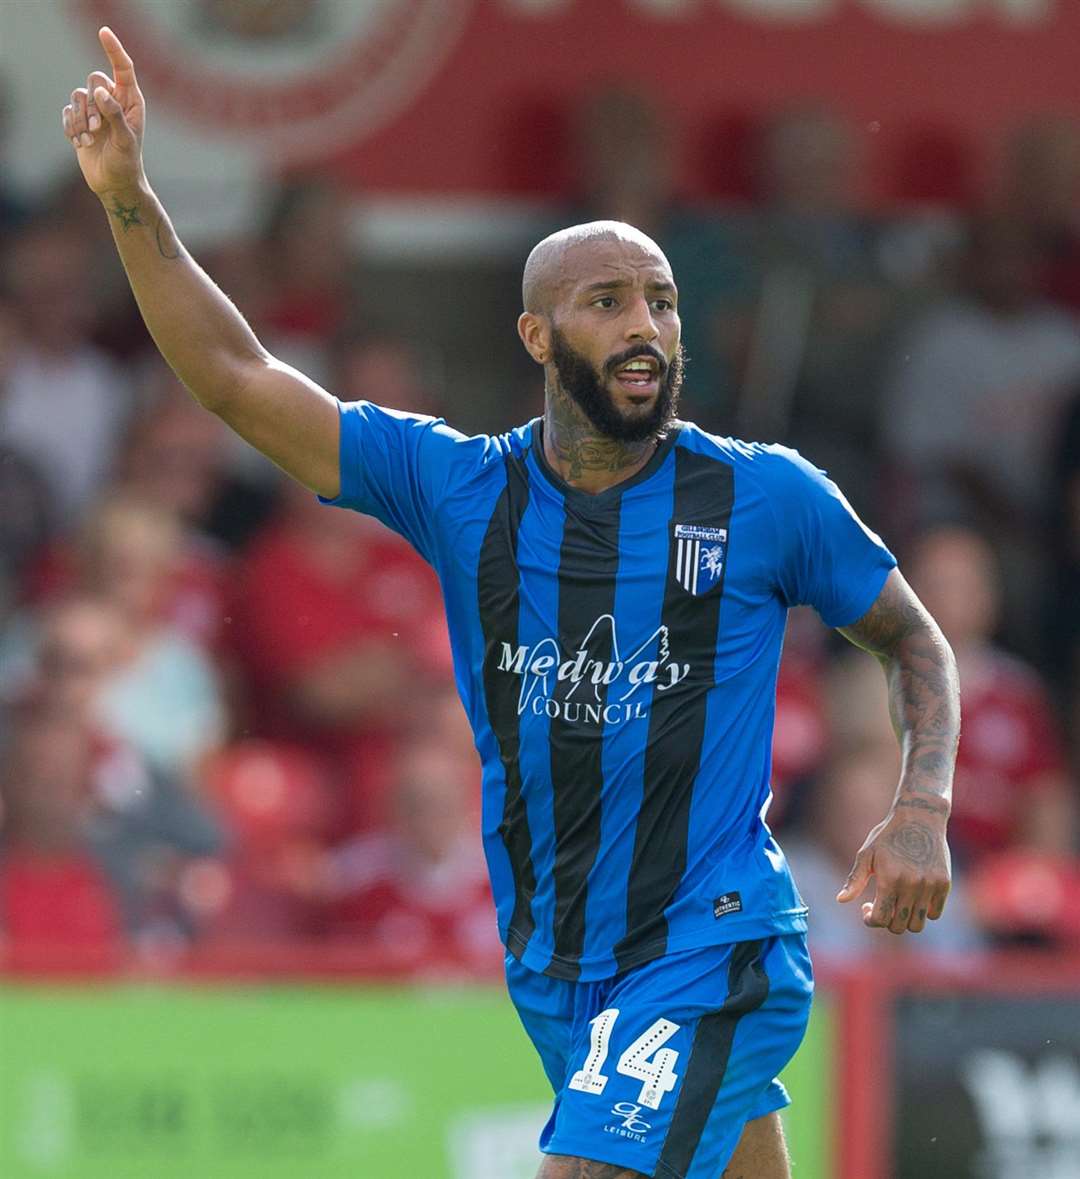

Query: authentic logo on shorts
<box><xmin>673</xmin><ymin>524</ymin><xmax>727</xmax><ymax>595</ymax></box>
<box><xmin>603</xmin><ymin>1102</ymin><xmax>652</xmax><ymax>1143</ymax></box>
<box><xmin>713</xmin><ymin>891</ymin><xmax>743</xmax><ymax>919</ymax></box>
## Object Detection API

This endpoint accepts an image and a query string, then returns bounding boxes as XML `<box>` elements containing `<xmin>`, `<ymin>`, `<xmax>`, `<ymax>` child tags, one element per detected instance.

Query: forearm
<box><xmin>883</xmin><ymin>622</ymin><xmax>960</xmax><ymax>816</ymax></box>
<box><xmin>98</xmin><ymin>179</ymin><xmax>266</xmax><ymax>410</ymax></box>
<box><xmin>840</xmin><ymin>569</ymin><xmax>961</xmax><ymax>815</ymax></box>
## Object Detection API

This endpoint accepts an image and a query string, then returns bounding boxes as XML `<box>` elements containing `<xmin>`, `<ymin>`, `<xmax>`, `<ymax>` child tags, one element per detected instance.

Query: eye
<box><xmin>593</xmin><ymin>296</ymin><xmax>616</xmax><ymax>309</ymax></box>
<box><xmin>651</xmin><ymin>298</ymin><xmax>674</xmax><ymax>312</ymax></box>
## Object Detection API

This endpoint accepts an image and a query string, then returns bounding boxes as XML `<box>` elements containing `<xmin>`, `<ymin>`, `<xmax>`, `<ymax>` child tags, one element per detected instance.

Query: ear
<box><xmin>517</xmin><ymin>311</ymin><xmax>551</xmax><ymax>365</ymax></box>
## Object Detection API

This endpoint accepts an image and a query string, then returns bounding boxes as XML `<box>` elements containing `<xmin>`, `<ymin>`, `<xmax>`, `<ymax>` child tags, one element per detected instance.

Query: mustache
<box><xmin>603</xmin><ymin>344</ymin><xmax>668</xmax><ymax>378</ymax></box>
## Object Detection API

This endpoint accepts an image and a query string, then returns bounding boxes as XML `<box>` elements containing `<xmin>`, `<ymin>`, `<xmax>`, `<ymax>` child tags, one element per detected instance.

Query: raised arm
<box><xmin>61</xmin><ymin>27</ymin><xmax>340</xmax><ymax>497</ymax></box>
<box><xmin>834</xmin><ymin>568</ymin><xmax>960</xmax><ymax>934</ymax></box>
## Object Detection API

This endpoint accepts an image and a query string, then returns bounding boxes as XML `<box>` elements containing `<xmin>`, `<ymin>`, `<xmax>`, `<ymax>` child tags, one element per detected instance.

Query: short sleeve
<box><xmin>766</xmin><ymin>446</ymin><xmax>897</xmax><ymax>628</ymax></box>
<box><xmin>318</xmin><ymin>400</ymin><xmax>471</xmax><ymax>563</ymax></box>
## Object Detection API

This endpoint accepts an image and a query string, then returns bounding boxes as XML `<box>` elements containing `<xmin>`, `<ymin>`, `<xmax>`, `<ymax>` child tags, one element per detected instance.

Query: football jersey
<box><xmin>321</xmin><ymin>402</ymin><xmax>896</xmax><ymax>980</ymax></box>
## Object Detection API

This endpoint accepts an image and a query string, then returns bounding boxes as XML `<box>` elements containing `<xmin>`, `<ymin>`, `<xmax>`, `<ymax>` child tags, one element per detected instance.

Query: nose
<box><xmin>624</xmin><ymin>294</ymin><xmax>659</xmax><ymax>344</ymax></box>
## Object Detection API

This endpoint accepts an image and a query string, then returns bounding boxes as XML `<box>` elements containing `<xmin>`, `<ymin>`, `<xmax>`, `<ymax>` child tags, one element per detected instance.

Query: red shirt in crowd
<box><xmin>949</xmin><ymin>648</ymin><xmax>1068</xmax><ymax>861</ymax></box>
<box><xmin>228</xmin><ymin>520</ymin><xmax>451</xmax><ymax>834</ymax></box>
<box><xmin>0</xmin><ymin>850</ymin><xmax>123</xmax><ymax>959</ymax></box>
<box><xmin>322</xmin><ymin>831</ymin><xmax>501</xmax><ymax>975</ymax></box>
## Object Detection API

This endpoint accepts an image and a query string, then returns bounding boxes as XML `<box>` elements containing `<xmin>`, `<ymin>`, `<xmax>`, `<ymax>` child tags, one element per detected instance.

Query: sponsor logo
<box><xmin>962</xmin><ymin>1049</ymin><xmax>1080</xmax><ymax>1178</ymax></box>
<box><xmin>496</xmin><ymin>615</ymin><xmax>690</xmax><ymax>727</ymax></box>
<box><xmin>673</xmin><ymin>524</ymin><xmax>727</xmax><ymax>595</ymax></box>
<box><xmin>713</xmin><ymin>891</ymin><xmax>743</xmax><ymax>918</ymax></box>
<box><xmin>603</xmin><ymin>1102</ymin><xmax>651</xmax><ymax>1143</ymax></box>
<box><xmin>83</xmin><ymin>0</ymin><xmax>473</xmax><ymax>158</ymax></box>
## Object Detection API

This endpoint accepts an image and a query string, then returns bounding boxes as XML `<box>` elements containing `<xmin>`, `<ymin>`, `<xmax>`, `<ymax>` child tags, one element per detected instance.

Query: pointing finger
<box><xmin>99</xmin><ymin>26</ymin><xmax>138</xmax><ymax>89</ymax></box>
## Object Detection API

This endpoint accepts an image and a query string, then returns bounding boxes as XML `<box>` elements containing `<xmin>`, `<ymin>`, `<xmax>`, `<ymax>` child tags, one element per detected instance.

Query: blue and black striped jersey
<box><xmin>321</xmin><ymin>401</ymin><xmax>896</xmax><ymax>980</ymax></box>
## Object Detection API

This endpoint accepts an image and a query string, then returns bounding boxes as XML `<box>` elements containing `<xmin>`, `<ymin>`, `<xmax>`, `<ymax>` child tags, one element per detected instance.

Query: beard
<box><xmin>550</xmin><ymin>328</ymin><xmax>683</xmax><ymax>443</ymax></box>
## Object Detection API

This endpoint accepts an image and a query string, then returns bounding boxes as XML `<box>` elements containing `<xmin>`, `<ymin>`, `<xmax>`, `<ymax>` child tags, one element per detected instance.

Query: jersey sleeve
<box><xmin>318</xmin><ymin>399</ymin><xmax>472</xmax><ymax>563</ymax></box>
<box><xmin>766</xmin><ymin>446</ymin><xmax>897</xmax><ymax>628</ymax></box>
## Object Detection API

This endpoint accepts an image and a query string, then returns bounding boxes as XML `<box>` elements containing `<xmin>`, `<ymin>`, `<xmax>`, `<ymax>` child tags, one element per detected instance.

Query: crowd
<box><xmin>2</xmin><ymin>87</ymin><xmax>1080</xmax><ymax>975</ymax></box>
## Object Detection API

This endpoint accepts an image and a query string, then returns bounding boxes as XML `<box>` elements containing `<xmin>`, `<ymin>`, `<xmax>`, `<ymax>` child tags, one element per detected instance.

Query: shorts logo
<box><xmin>603</xmin><ymin>1102</ymin><xmax>652</xmax><ymax>1142</ymax></box>
<box><xmin>673</xmin><ymin>524</ymin><xmax>727</xmax><ymax>595</ymax></box>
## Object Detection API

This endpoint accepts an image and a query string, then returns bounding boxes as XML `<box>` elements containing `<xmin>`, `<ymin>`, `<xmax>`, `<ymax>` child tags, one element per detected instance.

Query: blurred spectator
<box><xmin>0</xmin><ymin>72</ymin><xmax>26</xmax><ymax>240</ymax></box>
<box><xmin>260</xmin><ymin>178</ymin><xmax>355</xmax><ymax>382</ymax></box>
<box><xmin>76</xmin><ymin>495</ymin><xmax>227</xmax><ymax>776</ymax></box>
<box><xmin>228</xmin><ymin>479</ymin><xmax>451</xmax><ymax>834</ymax></box>
<box><xmin>0</xmin><ymin>217</ymin><xmax>130</xmax><ymax>526</ymax></box>
<box><xmin>570</xmin><ymin>86</ymin><xmax>741</xmax><ymax>427</ymax></box>
<box><xmin>9</xmin><ymin>596</ymin><xmax>224</xmax><ymax>944</ymax></box>
<box><xmin>182</xmin><ymin>741</ymin><xmax>335</xmax><ymax>943</ymax></box>
<box><xmin>723</xmin><ymin>105</ymin><xmax>901</xmax><ymax>508</ymax></box>
<box><xmin>783</xmin><ymin>744</ymin><xmax>985</xmax><ymax>962</ymax></box>
<box><xmin>880</xmin><ymin>218</ymin><xmax>1080</xmax><ymax>651</ymax></box>
<box><xmin>995</xmin><ymin>116</ymin><xmax>1080</xmax><ymax>316</ymax></box>
<box><xmin>769</xmin><ymin>645</ymin><xmax>829</xmax><ymax>829</ymax></box>
<box><xmin>1051</xmin><ymin>383</ymin><xmax>1080</xmax><ymax>735</ymax></box>
<box><xmin>322</xmin><ymin>743</ymin><xmax>498</xmax><ymax>974</ymax></box>
<box><xmin>0</xmin><ymin>703</ymin><xmax>124</xmax><ymax>961</ymax></box>
<box><xmin>331</xmin><ymin>331</ymin><xmax>445</xmax><ymax>417</ymax></box>
<box><xmin>907</xmin><ymin>525</ymin><xmax>1076</xmax><ymax>868</ymax></box>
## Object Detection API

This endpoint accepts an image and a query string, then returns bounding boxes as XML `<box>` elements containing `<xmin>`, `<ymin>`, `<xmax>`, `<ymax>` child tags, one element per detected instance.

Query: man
<box><xmin>62</xmin><ymin>29</ymin><xmax>959</xmax><ymax>1179</ymax></box>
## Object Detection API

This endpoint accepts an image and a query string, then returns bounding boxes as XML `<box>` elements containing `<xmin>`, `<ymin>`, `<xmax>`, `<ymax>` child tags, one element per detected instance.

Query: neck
<box><xmin>543</xmin><ymin>381</ymin><xmax>658</xmax><ymax>494</ymax></box>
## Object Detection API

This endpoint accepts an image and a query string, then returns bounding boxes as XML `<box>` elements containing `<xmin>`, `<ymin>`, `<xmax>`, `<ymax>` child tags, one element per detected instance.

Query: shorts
<box><xmin>505</xmin><ymin>933</ymin><xmax>813</xmax><ymax>1179</ymax></box>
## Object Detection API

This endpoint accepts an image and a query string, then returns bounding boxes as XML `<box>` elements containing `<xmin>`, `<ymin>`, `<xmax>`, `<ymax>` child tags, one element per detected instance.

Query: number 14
<box><xmin>568</xmin><ymin>1008</ymin><xmax>680</xmax><ymax>1110</ymax></box>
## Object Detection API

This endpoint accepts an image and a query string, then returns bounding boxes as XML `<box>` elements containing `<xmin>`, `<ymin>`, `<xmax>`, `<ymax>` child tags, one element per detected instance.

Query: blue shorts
<box><xmin>506</xmin><ymin>934</ymin><xmax>813</xmax><ymax>1179</ymax></box>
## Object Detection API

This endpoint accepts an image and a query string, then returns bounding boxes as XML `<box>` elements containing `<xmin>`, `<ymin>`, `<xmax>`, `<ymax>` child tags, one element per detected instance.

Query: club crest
<box><xmin>673</xmin><ymin>524</ymin><xmax>727</xmax><ymax>595</ymax></box>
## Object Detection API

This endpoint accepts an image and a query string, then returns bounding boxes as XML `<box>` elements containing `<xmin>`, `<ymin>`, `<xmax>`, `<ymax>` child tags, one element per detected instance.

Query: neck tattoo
<box><xmin>544</xmin><ymin>380</ymin><xmax>658</xmax><ymax>487</ymax></box>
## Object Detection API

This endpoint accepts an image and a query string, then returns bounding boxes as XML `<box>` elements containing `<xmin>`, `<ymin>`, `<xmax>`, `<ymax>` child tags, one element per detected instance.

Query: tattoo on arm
<box><xmin>109</xmin><ymin>199</ymin><xmax>143</xmax><ymax>231</ymax></box>
<box><xmin>155</xmin><ymin>214</ymin><xmax>181</xmax><ymax>260</ymax></box>
<box><xmin>839</xmin><ymin>571</ymin><xmax>960</xmax><ymax>804</ymax></box>
<box><xmin>894</xmin><ymin>796</ymin><xmax>949</xmax><ymax>817</ymax></box>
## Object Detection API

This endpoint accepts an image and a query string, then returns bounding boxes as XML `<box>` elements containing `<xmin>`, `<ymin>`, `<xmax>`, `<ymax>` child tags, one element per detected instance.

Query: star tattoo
<box><xmin>109</xmin><ymin>199</ymin><xmax>143</xmax><ymax>231</ymax></box>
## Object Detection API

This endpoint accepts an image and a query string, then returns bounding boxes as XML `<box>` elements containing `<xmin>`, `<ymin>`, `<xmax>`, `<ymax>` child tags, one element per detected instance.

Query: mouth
<box><xmin>612</xmin><ymin>355</ymin><xmax>662</xmax><ymax>397</ymax></box>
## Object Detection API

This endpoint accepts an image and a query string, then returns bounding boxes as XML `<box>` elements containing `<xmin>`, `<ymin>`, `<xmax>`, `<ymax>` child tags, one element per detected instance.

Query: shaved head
<box><xmin>521</xmin><ymin>220</ymin><xmax>669</xmax><ymax>314</ymax></box>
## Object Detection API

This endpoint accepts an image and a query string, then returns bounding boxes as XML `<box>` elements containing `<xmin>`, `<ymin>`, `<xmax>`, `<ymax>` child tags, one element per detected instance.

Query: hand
<box><xmin>836</xmin><ymin>808</ymin><xmax>952</xmax><ymax>934</ymax></box>
<box><xmin>60</xmin><ymin>27</ymin><xmax>145</xmax><ymax>195</ymax></box>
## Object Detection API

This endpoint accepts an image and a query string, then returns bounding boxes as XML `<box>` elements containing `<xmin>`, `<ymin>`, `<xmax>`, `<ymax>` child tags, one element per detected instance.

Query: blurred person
<box><xmin>228</xmin><ymin>476</ymin><xmax>450</xmax><ymax>834</ymax></box>
<box><xmin>331</xmin><ymin>330</ymin><xmax>444</xmax><ymax>417</ymax></box>
<box><xmin>9</xmin><ymin>595</ymin><xmax>225</xmax><ymax>942</ymax></box>
<box><xmin>77</xmin><ymin>494</ymin><xmax>227</xmax><ymax>776</ymax></box>
<box><xmin>0</xmin><ymin>292</ymin><xmax>52</xmax><ymax>615</ymax></box>
<box><xmin>908</xmin><ymin>525</ymin><xmax>1076</xmax><ymax>867</ymax></box>
<box><xmin>880</xmin><ymin>216</ymin><xmax>1080</xmax><ymax>652</ymax></box>
<box><xmin>0</xmin><ymin>703</ymin><xmax>124</xmax><ymax>960</ymax></box>
<box><xmin>114</xmin><ymin>372</ymin><xmax>234</xmax><ymax>645</ymax></box>
<box><xmin>61</xmin><ymin>36</ymin><xmax>962</xmax><ymax>1178</ymax></box>
<box><xmin>0</xmin><ymin>216</ymin><xmax>130</xmax><ymax>525</ymax></box>
<box><xmin>1051</xmin><ymin>383</ymin><xmax>1080</xmax><ymax>736</ymax></box>
<box><xmin>322</xmin><ymin>742</ymin><xmax>499</xmax><ymax>974</ymax></box>
<box><xmin>259</xmin><ymin>176</ymin><xmax>354</xmax><ymax>382</ymax></box>
<box><xmin>783</xmin><ymin>745</ymin><xmax>984</xmax><ymax>962</ymax></box>
<box><xmin>182</xmin><ymin>740</ymin><xmax>335</xmax><ymax>944</ymax></box>
<box><xmin>0</xmin><ymin>71</ymin><xmax>27</xmax><ymax>239</ymax></box>
<box><xmin>723</xmin><ymin>105</ymin><xmax>902</xmax><ymax>510</ymax></box>
<box><xmin>571</xmin><ymin>86</ymin><xmax>742</xmax><ymax>428</ymax></box>
<box><xmin>768</xmin><ymin>641</ymin><xmax>830</xmax><ymax>831</ymax></box>
<box><xmin>995</xmin><ymin>116</ymin><xmax>1080</xmax><ymax>315</ymax></box>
